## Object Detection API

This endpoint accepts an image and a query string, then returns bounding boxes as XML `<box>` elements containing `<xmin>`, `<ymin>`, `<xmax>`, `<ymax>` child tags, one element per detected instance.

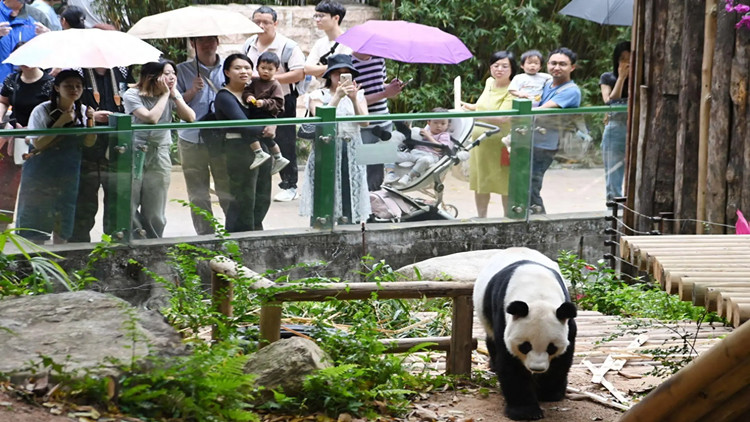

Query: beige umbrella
<box><xmin>127</xmin><ymin>6</ymin><xmax>262</xmax><ymax>39</ymax></box>
<box><xmin>3</xmin><ymin>28</ymin><xmax>162</xmax><ymax>68</ymax></box>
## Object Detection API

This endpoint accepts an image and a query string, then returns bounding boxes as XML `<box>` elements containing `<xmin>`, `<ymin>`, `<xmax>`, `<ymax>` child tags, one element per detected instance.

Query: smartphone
<box><xmin>340</xmin><ymin>73</ymin><xmax>352</xmax><ymax>83</ymax></box>
<box><xmin>50</xmin><ymin>109</ymin><xmax>63</xmax><ymax>121</ymax></box>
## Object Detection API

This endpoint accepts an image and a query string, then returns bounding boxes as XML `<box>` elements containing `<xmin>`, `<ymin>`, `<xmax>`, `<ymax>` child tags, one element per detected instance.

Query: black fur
<box><xmin>481</xmin><ymin>260</ymin><xmax>577</xmax><ymax>421</ymax></box>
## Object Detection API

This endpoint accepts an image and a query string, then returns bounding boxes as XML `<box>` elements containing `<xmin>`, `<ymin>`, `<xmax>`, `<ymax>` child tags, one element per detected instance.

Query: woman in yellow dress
<box><xmin>462</xmin><ymin>51</ymin><xmax>517</xmax><ymax>218</ymax></box>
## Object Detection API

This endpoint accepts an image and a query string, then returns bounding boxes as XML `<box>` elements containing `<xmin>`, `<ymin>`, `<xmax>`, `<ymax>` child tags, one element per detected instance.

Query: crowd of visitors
<box><xmin>0</xmin><ymin>0</ymin><xmax>629</xmax><ymax>242</ymax></box>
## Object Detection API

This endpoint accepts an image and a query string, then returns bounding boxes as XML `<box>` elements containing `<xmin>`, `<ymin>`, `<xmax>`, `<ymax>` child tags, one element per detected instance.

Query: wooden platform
<box><xmin>621</xmin><ymin>235</ymin><xmax>750</xmax><ymax>327</ymax></box>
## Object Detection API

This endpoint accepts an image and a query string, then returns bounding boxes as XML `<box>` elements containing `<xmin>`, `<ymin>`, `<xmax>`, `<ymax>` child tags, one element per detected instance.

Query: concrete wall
<box><xmin>46</xmin><ymin>213</ymin><xmax>608</xmax><ymax>306</ymax></box>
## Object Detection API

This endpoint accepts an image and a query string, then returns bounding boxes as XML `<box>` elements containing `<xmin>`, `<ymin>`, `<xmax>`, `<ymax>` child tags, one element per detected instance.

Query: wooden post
<box><xmin>705</xmin><ymin>5</ymin><xmax>736</xmax><ymax>232</ymax></box>
<box><xmin>259</xmin><ymin>303</ymin><xmax>282</xmax><ymax>348</ymax></box>
<box><xmin>697</xmin><ymin>0</ymin><xmax>718</xmax><ymax>234</ymax></box>
<box><xmin>729</xmin><ymin>23</ymin><xmax>750</xmax><ymax>229</ymax></box>
<box><xmin>673</xmin><ymin>0</ymin><xmax>706</xmax><ymax>235</ymax></box>
<box><xmin>211</xmin><ymin>270</ymin><xmax>233</xmax><ymax>341</ymax></box>
<box><xmin>448</xmin><ymin>295</ymin><xmax>474</xmax><ymax>376</ymax></box>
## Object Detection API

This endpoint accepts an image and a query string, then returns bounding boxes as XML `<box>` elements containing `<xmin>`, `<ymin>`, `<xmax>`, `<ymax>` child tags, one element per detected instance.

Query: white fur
<box><xmin>473</xmin><ymin>247</ymin><xmax>571</xmax><ymax>373</ymax></box>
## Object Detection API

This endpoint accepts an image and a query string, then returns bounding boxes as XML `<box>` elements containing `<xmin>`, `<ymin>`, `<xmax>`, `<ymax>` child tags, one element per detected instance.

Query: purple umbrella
<box><xmin>336</xmin><ymin>20</ymin><xmax>473</xmax><ymax>64</ymax></box>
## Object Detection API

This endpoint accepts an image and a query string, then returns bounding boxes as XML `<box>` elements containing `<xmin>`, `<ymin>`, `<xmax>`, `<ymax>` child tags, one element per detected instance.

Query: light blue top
<box><xmin>533</xmin><ymin>80</ymin><xmax>581</xmax><ymax>150</ymax></box>
<box><xmin>176</xmin><ymin>56</ymin><xmax>224</xmax><ymax>143</ymax></box>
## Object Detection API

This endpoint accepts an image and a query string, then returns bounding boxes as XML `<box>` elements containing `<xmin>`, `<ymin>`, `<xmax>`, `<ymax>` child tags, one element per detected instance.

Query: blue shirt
<box><xmin>0</xmin><ymin>3</ymin><xmax>39</xmax><ymax>85</ymax></box>
<box><xmin>176</xmin><ymin>56</ymin><xmax>224</xmax><ymax>143</ymax></box>
<box><xmin>533</xmin><ymin>80</ymin><xmax>581</xmax><ymax>150</ymax></box>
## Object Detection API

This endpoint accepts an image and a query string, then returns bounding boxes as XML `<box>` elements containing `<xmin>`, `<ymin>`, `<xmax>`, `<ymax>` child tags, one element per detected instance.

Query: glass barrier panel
<box><xmin>352</xmin><ymin>112</ymin><xmax>529</xmax><ymax>221</ymax></box>
<box><xmin>133</xmin><ymin>121</ymin><xmax>333</xmax><ymax>242</ymax></box>
<box><xmin>529</xmin><ymin>111</ymin><xmax>612</xmax><ymax>217</ymax></box>
<box><xmin>1</xmin><ymin>127</ymin><xmax>126</xmax><ymax>246</ymax></box>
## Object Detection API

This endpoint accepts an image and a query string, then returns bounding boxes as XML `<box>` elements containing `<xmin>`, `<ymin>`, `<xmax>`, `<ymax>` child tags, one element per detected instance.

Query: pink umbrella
<box><xmin>336</xmin><ymin>20</ymin><xmax>472</xmax><ymax>65</ymax></box>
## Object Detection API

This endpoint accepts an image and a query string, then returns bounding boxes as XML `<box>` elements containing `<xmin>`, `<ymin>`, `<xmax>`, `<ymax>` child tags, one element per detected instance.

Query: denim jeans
<box><xmin>530</xmin><ymin>148</ymin><xmax>557</xmax><ymax>214</ymax></box>
<box><xmin>601</xmin><ymin>118</ymin><xmax>627</xmax><ymax>201</ymax></box>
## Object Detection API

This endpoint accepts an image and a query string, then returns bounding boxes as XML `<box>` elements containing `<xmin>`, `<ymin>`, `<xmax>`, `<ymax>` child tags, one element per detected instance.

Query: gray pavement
<box><xmin>155</xmin><ymin>165</ymin><xmax>608</xmax><ymax>238</ymax></box>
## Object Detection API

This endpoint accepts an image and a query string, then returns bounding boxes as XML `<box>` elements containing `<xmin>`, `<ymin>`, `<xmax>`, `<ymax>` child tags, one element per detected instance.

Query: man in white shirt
<box><xmin>243</xmin><ymin>6</ymin><xmax>306</xmax><ymax>202</ymax></box>
<box><xmin>304</xmin><ymin>0</ymin><xmax>352</xmax><ymax>79</ymax></box>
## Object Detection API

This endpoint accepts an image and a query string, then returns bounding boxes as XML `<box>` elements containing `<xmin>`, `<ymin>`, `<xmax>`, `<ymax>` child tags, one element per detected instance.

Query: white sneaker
<box><xmin>250</xmin><ymin>150</ymin><xmax>271</xmax><ymax>170</ymax></box>
<box><xmin>270</xmin><ymin>156</ymin><xmax>290</xmax><ymax>175</ymax></box>
<box><xmin>397</xmin><ymin>174</ymin><xmax>412</xmax><ymax>186</ymax></box>
<box><xmin>274</xmin><ymin>187</ymin><xmax>298</xmax><ymax>202</ymax></box>
<box><xmin>383</xmin><ymin>172</ymin><xmax>399</xmax><ymax>184</ymax></box>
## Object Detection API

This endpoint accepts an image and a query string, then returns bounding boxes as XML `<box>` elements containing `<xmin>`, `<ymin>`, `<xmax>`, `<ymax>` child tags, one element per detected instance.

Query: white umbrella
<box><xmin>3</xmin><ymin>28</ymin><xmax>162</xmax><ymax>68</ymax></box>
<box><xmin>559</xmin><ymin>0</ymin><xmax>633</xmax><ymax>26</ymax></box>
<box><xmin>127</xmin><ymin>6</ymin><xmax>262</xmax><ymax>39</ymax></box>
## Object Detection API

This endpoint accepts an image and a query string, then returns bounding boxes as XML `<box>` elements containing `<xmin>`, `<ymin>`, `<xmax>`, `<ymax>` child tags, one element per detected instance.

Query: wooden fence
<box><xmin>209</xmin><ymin>257</ymin><xmax>477</xmax><ymax>375</ymax></box>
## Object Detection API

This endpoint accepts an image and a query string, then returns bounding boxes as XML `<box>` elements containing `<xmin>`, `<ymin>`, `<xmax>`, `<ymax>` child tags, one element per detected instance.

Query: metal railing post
<box><xmin>311</xmin><ymin>106</ymin><xmax>337</xmax><ymax>230</ymax></box>
<box><xmin>106</xmin><ymin>113</ymin><xmax>133</xmax><ymax>243</ymax></box>
<box><xmin>507</xmin><ymin>99</ymin><xmax>533</xmax><ymax>219</ymax></box>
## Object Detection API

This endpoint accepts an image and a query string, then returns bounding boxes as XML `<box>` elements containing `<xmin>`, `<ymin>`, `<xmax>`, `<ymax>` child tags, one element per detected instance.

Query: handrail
<box><xmin>0</xmin><ymin>104</ymin><xmax>626</xmax><ymax>137</ymax></box>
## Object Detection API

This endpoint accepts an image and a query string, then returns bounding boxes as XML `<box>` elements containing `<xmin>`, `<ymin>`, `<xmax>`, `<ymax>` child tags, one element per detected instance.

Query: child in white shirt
<box><xmin>508</xmin><ymin>50</ymin><xmax>552</xmax><ymax>107</ymax></box>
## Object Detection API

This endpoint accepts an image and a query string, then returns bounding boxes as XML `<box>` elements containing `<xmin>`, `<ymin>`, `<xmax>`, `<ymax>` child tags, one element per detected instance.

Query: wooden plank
<box><xmin>267</xmin><ymin>281</ymin><xmax>475</xmax><ymax>301</ymax></box>
<box><xmin>379</xmin><ymin>336</ymin><xmax>478</xmax><ymax>353</ymax></box>
<box><xmin>259</xmin><ymin>303</ymin><xmax>282</xmax><ymax>348</ymax></box>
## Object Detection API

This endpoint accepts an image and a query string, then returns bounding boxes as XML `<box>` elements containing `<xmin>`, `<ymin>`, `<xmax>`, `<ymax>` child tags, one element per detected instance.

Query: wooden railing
<box><xmin>209</xmin><ymin>257</ymin><xmax>477</xmax><ymax>375</ymax></box>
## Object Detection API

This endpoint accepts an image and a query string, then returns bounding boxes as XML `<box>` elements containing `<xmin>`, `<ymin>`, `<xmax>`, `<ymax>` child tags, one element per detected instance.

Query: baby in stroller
<box><xmin>384</xmin><ymin>107</ymin><xmax>452</xmax><ymax>186</ymax></box>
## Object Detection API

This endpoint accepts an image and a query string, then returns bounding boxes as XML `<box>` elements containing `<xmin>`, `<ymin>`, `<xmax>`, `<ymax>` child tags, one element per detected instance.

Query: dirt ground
<box><xmin>0</xmin><ymin>380</ymin><xmax>625</xmax><ymax>422</ymax></box>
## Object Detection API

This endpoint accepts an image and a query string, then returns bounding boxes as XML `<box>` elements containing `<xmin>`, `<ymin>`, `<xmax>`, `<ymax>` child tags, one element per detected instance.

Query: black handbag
<box><xmin>297</xmin><ymin>109</ymin><xmax>316</xmax><ymax>140</ymax></box>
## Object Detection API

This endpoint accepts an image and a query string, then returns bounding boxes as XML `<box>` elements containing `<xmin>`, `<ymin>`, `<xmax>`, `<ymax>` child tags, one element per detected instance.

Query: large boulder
<box><xmin>396</xmin><ymin>249</ymin><xmax>504</xmax><ymax>281</ymax></box>
<box><xmin>244</xmin><ymin>337</ymin><xmax>331</xmax><ymax>397</ymax></box>
<box><xmin>0</xmin><ymin>291</ymin><xmax>185</xmax><ymax>378</ymax></box>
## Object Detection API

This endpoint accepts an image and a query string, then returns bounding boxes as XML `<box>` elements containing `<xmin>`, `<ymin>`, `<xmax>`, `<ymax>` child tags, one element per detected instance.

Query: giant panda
<box><xmin>473</xmin><ymin>247</ymin><xmax>577</xmax><ymax>421</ymax></box>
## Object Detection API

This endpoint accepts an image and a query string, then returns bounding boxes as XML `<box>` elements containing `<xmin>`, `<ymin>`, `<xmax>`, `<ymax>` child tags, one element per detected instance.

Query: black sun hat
<box><xmin>321</xmin><ymin>54</ymin><xmax>359</xmax><ymax>79</ymax></box>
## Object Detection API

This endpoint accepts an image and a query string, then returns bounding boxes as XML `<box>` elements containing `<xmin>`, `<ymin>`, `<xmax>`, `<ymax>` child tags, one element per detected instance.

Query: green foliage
<box><xmin>558</xmin><ymin>251</ymin><xmax>710</xmax><ymax>321</ymax></box>
<box><xmin>116</xmin><ymin>342</ymin><xmax>259</xmax><ymax>422</ymax></box>
<box><xmin>381</xmin><ymin>0</ymin><xmax>630</xmax><ymax>111</ymax></box>
<box><xmin>0</xmin><ymin>220</ymin><xmax>74</xmax><ymax>297</ymax></box>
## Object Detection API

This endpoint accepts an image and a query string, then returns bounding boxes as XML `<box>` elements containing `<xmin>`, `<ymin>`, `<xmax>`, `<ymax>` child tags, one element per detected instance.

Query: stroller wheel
<box><xmin>442</xmin><ymin>204</ymin><xmax>459</xmax><ymax>218</ymax></box>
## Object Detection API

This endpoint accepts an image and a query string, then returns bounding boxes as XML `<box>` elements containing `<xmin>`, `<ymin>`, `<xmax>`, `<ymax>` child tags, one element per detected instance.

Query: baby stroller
<box><xmin>368</xmin><ymin>115</ymin><xmax>500</xmax><ymax>223</ymax></box>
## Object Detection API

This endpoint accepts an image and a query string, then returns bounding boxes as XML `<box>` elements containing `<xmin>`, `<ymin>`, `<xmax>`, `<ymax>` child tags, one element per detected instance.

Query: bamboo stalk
<box><xmin>697</xmin><ymin>0</ymin><xmax>718</xmax><ymax>233</ymax></box>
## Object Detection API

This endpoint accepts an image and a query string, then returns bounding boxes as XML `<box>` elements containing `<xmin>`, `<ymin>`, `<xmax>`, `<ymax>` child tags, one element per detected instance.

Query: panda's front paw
<box><xmin>506</xmin><ymin>404</ymin><xmax>543</xmax><ymax>420</ymax></box>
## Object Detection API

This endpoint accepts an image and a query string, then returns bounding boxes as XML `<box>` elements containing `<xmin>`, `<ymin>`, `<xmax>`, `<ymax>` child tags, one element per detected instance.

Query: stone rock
<box><xmin>396</xmin><ymin>249</ymin><xmax>504</xmax><ymax>281</ymax></box>
<box><xmin>244</xmin><ymin>337</ymin><xmax>332</xmax><ymax>397</ymax></box>
<box><xmin>0</xmin><ymin>291</ymin><xmax>185</xmax><ymax>378</ymax></box>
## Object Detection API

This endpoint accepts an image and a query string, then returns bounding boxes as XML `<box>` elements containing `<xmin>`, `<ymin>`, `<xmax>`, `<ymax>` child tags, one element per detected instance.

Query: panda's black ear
<box><xmin>506</xmin><ymin>301</ymin><xmax>529</xmax><ymax>318</ymax></box>
<box><xmin>556</xmin><ymin>302</ymin><xmax>577</xmax><ymax>321</ymax></box>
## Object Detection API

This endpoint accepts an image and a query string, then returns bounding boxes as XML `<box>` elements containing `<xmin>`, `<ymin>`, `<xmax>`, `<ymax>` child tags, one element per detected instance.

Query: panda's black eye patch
<box><xmin>518</xmin><ymin>341</ymin><xmax>532</xmax><ymax>355</ymax></box>
<box><xmin>547</xmin><ymin>343</ymin><xmax>558</xmax><ymax>355</ymax></box>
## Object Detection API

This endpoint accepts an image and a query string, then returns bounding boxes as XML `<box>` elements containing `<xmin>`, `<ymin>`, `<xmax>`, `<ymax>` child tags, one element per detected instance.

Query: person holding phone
<box><xmin>299</xmin><ymin>54</ymin><xmax>370</xmax><ymax>224</ymax></box>
<box><xmin>15</xmin><ymin>70</ymin><xmax>95</xmax><ymax>244</ymax></box>
<box><xmin>123</xmin><ymin>60</ymin><xmax>196</xmax><ymax>239</ymax></box>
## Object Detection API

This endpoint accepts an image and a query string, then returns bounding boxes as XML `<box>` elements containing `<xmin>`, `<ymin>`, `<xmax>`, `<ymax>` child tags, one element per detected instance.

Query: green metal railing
<box><xmin>0</xmin><ymin>101</ymin><xmax>626</xmax><ymax>242</ymax></box>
